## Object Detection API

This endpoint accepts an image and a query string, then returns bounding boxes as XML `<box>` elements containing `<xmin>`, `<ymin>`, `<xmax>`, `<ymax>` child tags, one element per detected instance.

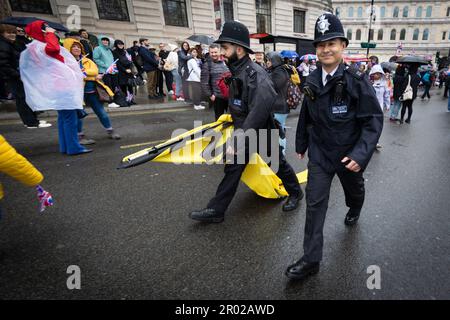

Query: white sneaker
<box><xmin>176</xmin><ymin>97</ymin><xmax>185</xmax><ymax>101</ymax></box>
<box><xmin>108</xmin><ymin>102</ymin><xmax>121</xmax><ymax>108</ymax></box>
<box><xmin>168</xmin><ymin>90</ymin><xmax>174</xmax><ymax>95</ymax></box>
<box><xmin>27</xmin><ymin>122</ymin><xmax>52</xmax><ymax>128</ymax></box>
<box><xmin>39</xmin><ymin>120</ymin><xmax>48</xmax><ymax>124</ymax></box>
<box><xmin>194</xmin><ymin>105</ymin><xmax>205</xmax><ymax>110</ymax></box>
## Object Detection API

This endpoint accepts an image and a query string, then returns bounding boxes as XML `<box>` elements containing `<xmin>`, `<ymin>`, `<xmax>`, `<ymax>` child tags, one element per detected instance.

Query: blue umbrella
<box><xmin>280</xmin><ymin>50</ymin><xmax>299</xmax><ymax>59</ymax></box>
<box><xmin>300</xmin><ymin>54</ymin><xmax>317</xmax><ymax>61</ymax></box>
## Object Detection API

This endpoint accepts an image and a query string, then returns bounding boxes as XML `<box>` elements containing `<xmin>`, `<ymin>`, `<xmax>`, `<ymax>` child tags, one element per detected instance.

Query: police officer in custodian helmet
<box><xmin>286</xmin><ymin>13</ymin><xmax>384</xmax><ymax>280</ymax></box>
<box><xmin>189</xmin><ymin>21</ymin><xmax>303</xmax><ymax>223</ymax></box>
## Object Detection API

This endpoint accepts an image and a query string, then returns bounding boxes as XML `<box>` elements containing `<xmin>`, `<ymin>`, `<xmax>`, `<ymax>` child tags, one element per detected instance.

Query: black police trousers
<box><xmin>207</xmin><ymin>148</ymin><xmax>301</xmax><ymax>214</ymax></box>
<box><xmin>302</xmin><ymin>161</ymin><xmax>365</xmax><ymax>263</ymax></box>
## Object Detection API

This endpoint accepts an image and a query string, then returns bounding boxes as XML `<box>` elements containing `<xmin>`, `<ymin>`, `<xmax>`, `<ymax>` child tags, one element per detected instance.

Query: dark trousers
<box><xmin>400</xmin><ymin>99</ymin><xmax>413</xmax><ymax>121</ymax></box>
<box><xmin>103</xmin><ymin>74</ymin><xmax>119</xmax><ymax>92</ymax></box>
<box><xmin>421</xmin><ymin>83</ymin><xmax>431</xmax><ymax>99</ymax></box>
<box><xmin>444</xmin><ymin>84</ymin><xmax>449</xmax><ymax>98</ymax></box>
<box><xmin>210</xmin><ymin>97</ymin><xmax>228</xmax><ymax>120</ymax></box>
<box><xmin>207</xmin><ymin>148</ymin><xmax>301</xmax><ymax>214</ymax></box>
<box><xmin>10</xmin><ymin>80</ymin><xmax>39</xmax><ymax>127</ymax></box>
<box><xmin>187</xmin><ymin>81</ymin><xmax>202</xmax><ymax>105</ymax></box>
<box><xmin>302</xmin><ymin>161</ymin><xmax>365</xmax><ymax>263</ymax></box>
<box><xmin>158</xmin><ymin>69</ymin><xmax>173</xmax><ymax>93</ymax></box>
<box><xmin>181</xmin><ymin>78</ymin><xmax>190</xmax><ymax>101</ymax></box>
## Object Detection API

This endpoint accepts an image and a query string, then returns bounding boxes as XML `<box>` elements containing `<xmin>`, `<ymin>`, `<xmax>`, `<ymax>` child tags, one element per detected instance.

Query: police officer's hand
<box><xmin>341</xmin><ymin>157</ymin><xmax>361</xmax><ymax>172</ymax></box>
<box><xmin>297</xmin><ymin>153</ymin><xmax>305</xmax><ymax>160</ymax></box>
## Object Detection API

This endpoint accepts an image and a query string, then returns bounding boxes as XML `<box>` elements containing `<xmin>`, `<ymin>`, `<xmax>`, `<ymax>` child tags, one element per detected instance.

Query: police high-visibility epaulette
<box><xmin>345</xmin><ymin>65</ymin><xmax>365</xmax><ymax>80</ymax></box>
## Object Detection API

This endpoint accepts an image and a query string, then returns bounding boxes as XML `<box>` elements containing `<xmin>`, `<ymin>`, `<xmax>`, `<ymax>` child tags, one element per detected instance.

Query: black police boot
<box><xmin>285</xmin><ymin>259</ymin><xmax>320</xmax><ymax>280</ymax></box>
<box><xmin>344</xmin><ymin>207</ymin><xmax>361</xmax><ymax>226</ymax></box>
<box><xmin>282</xmin><ymin>190</ymin><xmax>304</xmax><ymax>212</ymax></box>
<box><xmin>189</xmin><ymin>208</ymin><xmax>224</xmax><ymax>223</ymax></box>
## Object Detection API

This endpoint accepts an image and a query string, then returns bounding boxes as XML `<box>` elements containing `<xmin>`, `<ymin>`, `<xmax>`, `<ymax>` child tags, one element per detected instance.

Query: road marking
<box><xmin>120</xmin><ymin>139</ymin><xmax>166</xmax><ymax>149</ymax></box>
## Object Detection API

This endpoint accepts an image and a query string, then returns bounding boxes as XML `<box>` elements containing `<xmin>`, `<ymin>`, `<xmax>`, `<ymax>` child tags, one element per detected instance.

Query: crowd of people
<box><xmin>2</xmin><ymin>11</ymin><xmax>450</xmax><ymax>285</ymax></box>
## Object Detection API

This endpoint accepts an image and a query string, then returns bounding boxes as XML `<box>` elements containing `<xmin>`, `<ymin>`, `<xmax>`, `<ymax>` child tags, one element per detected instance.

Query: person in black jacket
<box><xmin>287</xmin><ymin>13</ymin><xmax>383</xmax><ymax>281</ymax></box>
<box><xmin>399</xmin><ymin>64</ymin><xmax>421</xmax><ymax>124</ymax></box>
<box><xmin>138</xmin><ymin>38</ymin><xmax>159</xmax><ymax>99</ymax></box>
<box><xmin>178</xmin><ymin>41</ymin><xmax>191</xmax><ymax>101</ymax></box>
<box><xmin>14</xmin><ymin>27</ymin><xmax>31</xmax><ymax>52</ymax></box>
<box><xmin>0</xmin><ymin>24</ymin><xmax>48</xmax><ymax>128</ymax></box>
<box><xmin>112</xmin><ymin>39</ymin><xmax>135</xmax><ymax>105</ymax></box>
<box><xmin>266</xmin><ymin>51</ymin><xmax>290</xmax><ymax>154</ymax></box>
<box><xmin>189</xmin><ymin>21</ymin><xmax>303</xmax><ymax>224</ymax></box>
<box><xmin>157</xmin><ymin>43</ymin><xmax>173</xmax><ymax>96</ymax></box>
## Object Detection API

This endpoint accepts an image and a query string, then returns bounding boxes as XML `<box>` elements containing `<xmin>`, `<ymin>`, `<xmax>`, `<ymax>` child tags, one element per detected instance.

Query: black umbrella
<box><xmin>187</xmin><ymin>34</ymin><xmax>216</xmax><ymax>45</ymax></box>
<box><xmin>396</xmin><ymin>55</ymin><xmax>428</xmax><ymax>65</ymax></box>
<box><xmin>380</xmin><ymin>62</ymin><xmax>398</xmax><ymax>72</ymax></box>
<box><xmin>0</xmin><ymin>16</ymin><xmax>69</xmax><ymax>33</ymax></box>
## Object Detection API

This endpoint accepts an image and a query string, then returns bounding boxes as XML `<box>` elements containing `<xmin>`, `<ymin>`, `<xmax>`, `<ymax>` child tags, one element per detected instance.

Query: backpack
<box><xmin>286</xmin><ymin>80</ymin><xmax>301</xmax><ymax>109</ymax></box>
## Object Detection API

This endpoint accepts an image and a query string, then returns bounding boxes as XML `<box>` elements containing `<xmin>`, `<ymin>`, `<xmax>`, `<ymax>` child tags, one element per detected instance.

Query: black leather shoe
<box><xmin>282</xmin><ymin>191</ymin><xmax>304</xmax><ymax>212</ymax></box>
<box><xmin>189</xmin><ymin>208</ymin><xmax>224</xmax><ymax>223</ymax></box>
<box><xmin>285</xmin><ymin>259</ymin><xmax>320</xmax><ymax>280</ymax></box>
<box><xmin>344</xmin><ymin>208</ymin><xmax>361</xmax><ymax>226</ymax></box>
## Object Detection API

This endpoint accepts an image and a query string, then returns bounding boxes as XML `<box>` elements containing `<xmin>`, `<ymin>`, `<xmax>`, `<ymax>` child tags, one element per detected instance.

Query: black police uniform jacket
<box><xmin>295</xmin><ymin>63</ymin><xmax>383</xmax><ymax>173</ymax></box>
<box><xmin>227</xmin><ymin>55</ymin><xmax>278</xmax><ymax>131</ymax></box>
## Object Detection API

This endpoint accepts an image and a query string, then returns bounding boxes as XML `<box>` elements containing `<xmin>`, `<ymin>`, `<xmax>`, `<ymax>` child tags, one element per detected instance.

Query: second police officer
<box><xmin>286</xmin><ymin>13</ymin><xmax>384</xmax><ymax>280</ymax></box>
<box><xmin>189</xmin><ymin>21</ymin><xmax>303</xmax><ymax>223</ymax></box>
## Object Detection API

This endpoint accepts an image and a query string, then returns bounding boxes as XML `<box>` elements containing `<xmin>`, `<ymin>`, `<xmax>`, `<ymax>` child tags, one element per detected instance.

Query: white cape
<box><xmin>20</xmin><ymin>40</ymin><xmax>83</xmax><ymax>111</ymax></box>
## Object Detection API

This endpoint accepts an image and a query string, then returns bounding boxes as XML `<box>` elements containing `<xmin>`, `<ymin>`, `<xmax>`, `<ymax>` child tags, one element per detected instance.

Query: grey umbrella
<box><xmin>396</xmin><ymin>55</ymin><xmax>428</xmax><ymax>65</ymax></box>
<box><xmin>187</xmin><ymin>34</ymin><xmax>216</xmax><ymax>45</ymax></box>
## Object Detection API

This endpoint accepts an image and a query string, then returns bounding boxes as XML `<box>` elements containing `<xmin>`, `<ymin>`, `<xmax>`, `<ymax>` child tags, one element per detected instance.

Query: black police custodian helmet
<box><xmin>313</xmin><ymin>13</ymin><xmax>349</xmax><ymax>47</ymax></box>
<box><xmin>214</xmin><ymin>21</ymin><xmax>254</xmax><ymax>54</ymax></box>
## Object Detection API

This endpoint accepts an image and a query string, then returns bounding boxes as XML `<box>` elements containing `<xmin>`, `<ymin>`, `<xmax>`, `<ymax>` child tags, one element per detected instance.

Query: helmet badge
<box><xmin>317</xmin><ymin>15</ymin><xmax>331</xmax><ymax>35</ymax></box>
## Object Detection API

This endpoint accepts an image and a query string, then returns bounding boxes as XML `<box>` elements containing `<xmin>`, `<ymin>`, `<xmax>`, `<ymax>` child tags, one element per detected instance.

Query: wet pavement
<box><xmin>0</xmin><ymin>88</ymin><xmax>449</xmax><ymax>299</ymax></box>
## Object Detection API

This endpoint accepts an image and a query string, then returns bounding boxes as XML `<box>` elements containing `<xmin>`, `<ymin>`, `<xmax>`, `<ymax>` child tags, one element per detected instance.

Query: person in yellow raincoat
<box><xmin>0</xmin><ymin>135</ymin><xmax>53</xmax><ymax>217</ymax></box>
<box><xmin>63</xmin><ymin>38</ymin><xmax>121</xmax><ymax>144</ymax></box>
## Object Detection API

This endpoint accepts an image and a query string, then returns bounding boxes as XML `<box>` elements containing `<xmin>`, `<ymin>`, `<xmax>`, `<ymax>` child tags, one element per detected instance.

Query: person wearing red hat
<box><xmin>21</xmin><ymin>20</ymin><xmax>92</xmax><ymax>155</ymax></box>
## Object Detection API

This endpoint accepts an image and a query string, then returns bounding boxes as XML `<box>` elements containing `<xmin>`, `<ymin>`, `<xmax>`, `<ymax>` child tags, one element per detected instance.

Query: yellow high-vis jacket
<box><xmin>0</xmin><ymin>135</ymin><xmax>43</xmax><ymax>199</ymax></box>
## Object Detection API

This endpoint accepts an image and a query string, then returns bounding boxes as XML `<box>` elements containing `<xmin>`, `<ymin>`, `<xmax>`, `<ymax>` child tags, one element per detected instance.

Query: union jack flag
<box><xmin>106</xmin><ymin>59</ymin><xmax>119</xmax><ymax>74</ymax></box>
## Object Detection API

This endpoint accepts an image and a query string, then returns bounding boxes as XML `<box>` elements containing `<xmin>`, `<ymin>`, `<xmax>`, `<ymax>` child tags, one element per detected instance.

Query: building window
<box><xmin>256</xmin><ymin>0</ymin><xmax>272</xmax><ymax>34</ymax></box>
<box><xmin>223</xmin><ymin>0</ymin><xmax>234</xmax><ymax>22</ymax></box>
<box><xmin>9</xmin><ymin>0</ymin><xmax>53</xmax><ymax>14</ymax></box>
<box><xmin>416</xmin><ymin>6</ymin><xmax>422</xmax><ymax>18</ymax></box>
<box><xmin>403</xmin><ymin>6</ymin><xmax>408</xmax><ymax>18</ymax></box>
<box><xmin>356</xmin><ymin>29</ymin><xmax>361</xmax><ymax>41</ymax></box>
<box><xmin>96</xmin><ymin>0</ymin><xmax>130</xmax><ymax>21</ymax></box>
<box><xmin>447</xmin><ymin>7</ymin><xmax>450</xmax><ymax>16</ymax></box>
<box><xmin>426</xmin><ymin>6</ymin><xmax>432</xmax><ymax>17</ymax></box>
<box><xmin>162</xmin><ymin>0</ymin><xmax>188</xmax><ymax>27</ymax></box>
<box><xmin>413</xmin><ymin>28</ymin><xmax>419</xmax><ymax>40</ymax></box>
<box><xmin>335</xmin><ymin>7</ymin><xmax>340</xmax><ymax>17</ymax></box>
<box><xmin>347</xmin><ymin>29</ymin><xmax>352</xmax><ymax>40</ymax></box>
<box><xmin>377</xmin><ymin>29</ymin><xmax>383</xmax><ymax>40</ymax></box>
<box><xmin>443</xmin><ymin>32</ymin><xmax>447</xmax><ymax>40</ymax></box>
<box><xmin>348</xmin><ymin>7</ymin><xmax>354</xmax><ymax>18</ymax></box>
<box><xmin>390</xmin><ymin>29</ymin><xmax>396</xmax><ymax>40</ymax></box>
<box><xmin>357</xmin><ymin>7</ymin><xmax>363</xmax><ymax>18</ymax></box>
<box><xmin>369</xmin><ymin>29</ymin><xmax>374</xmax><ymax>41</ymax></box>
<box><xmin>293</xmin><ymin>9</ymin><xmax>306</xmax><ymax>34</ymax></box>
<box><xmin>399</xmin><ymin>29</ymin><xmax>406</xmax><ymax>40</ymax></box>
<box><xmin>393</xmin><ymin>7</ymin><xmax>399</xmax><ymax>18</ymax></box>
<box><xmin>380</xmin><ymin>6</ymin><xmax>385</xmax><ymax>18</ymax></box>
<box><xmin>422</xmin><ymin>28</ymin><xmax>429</xmax><ymax>41</ymax></box>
